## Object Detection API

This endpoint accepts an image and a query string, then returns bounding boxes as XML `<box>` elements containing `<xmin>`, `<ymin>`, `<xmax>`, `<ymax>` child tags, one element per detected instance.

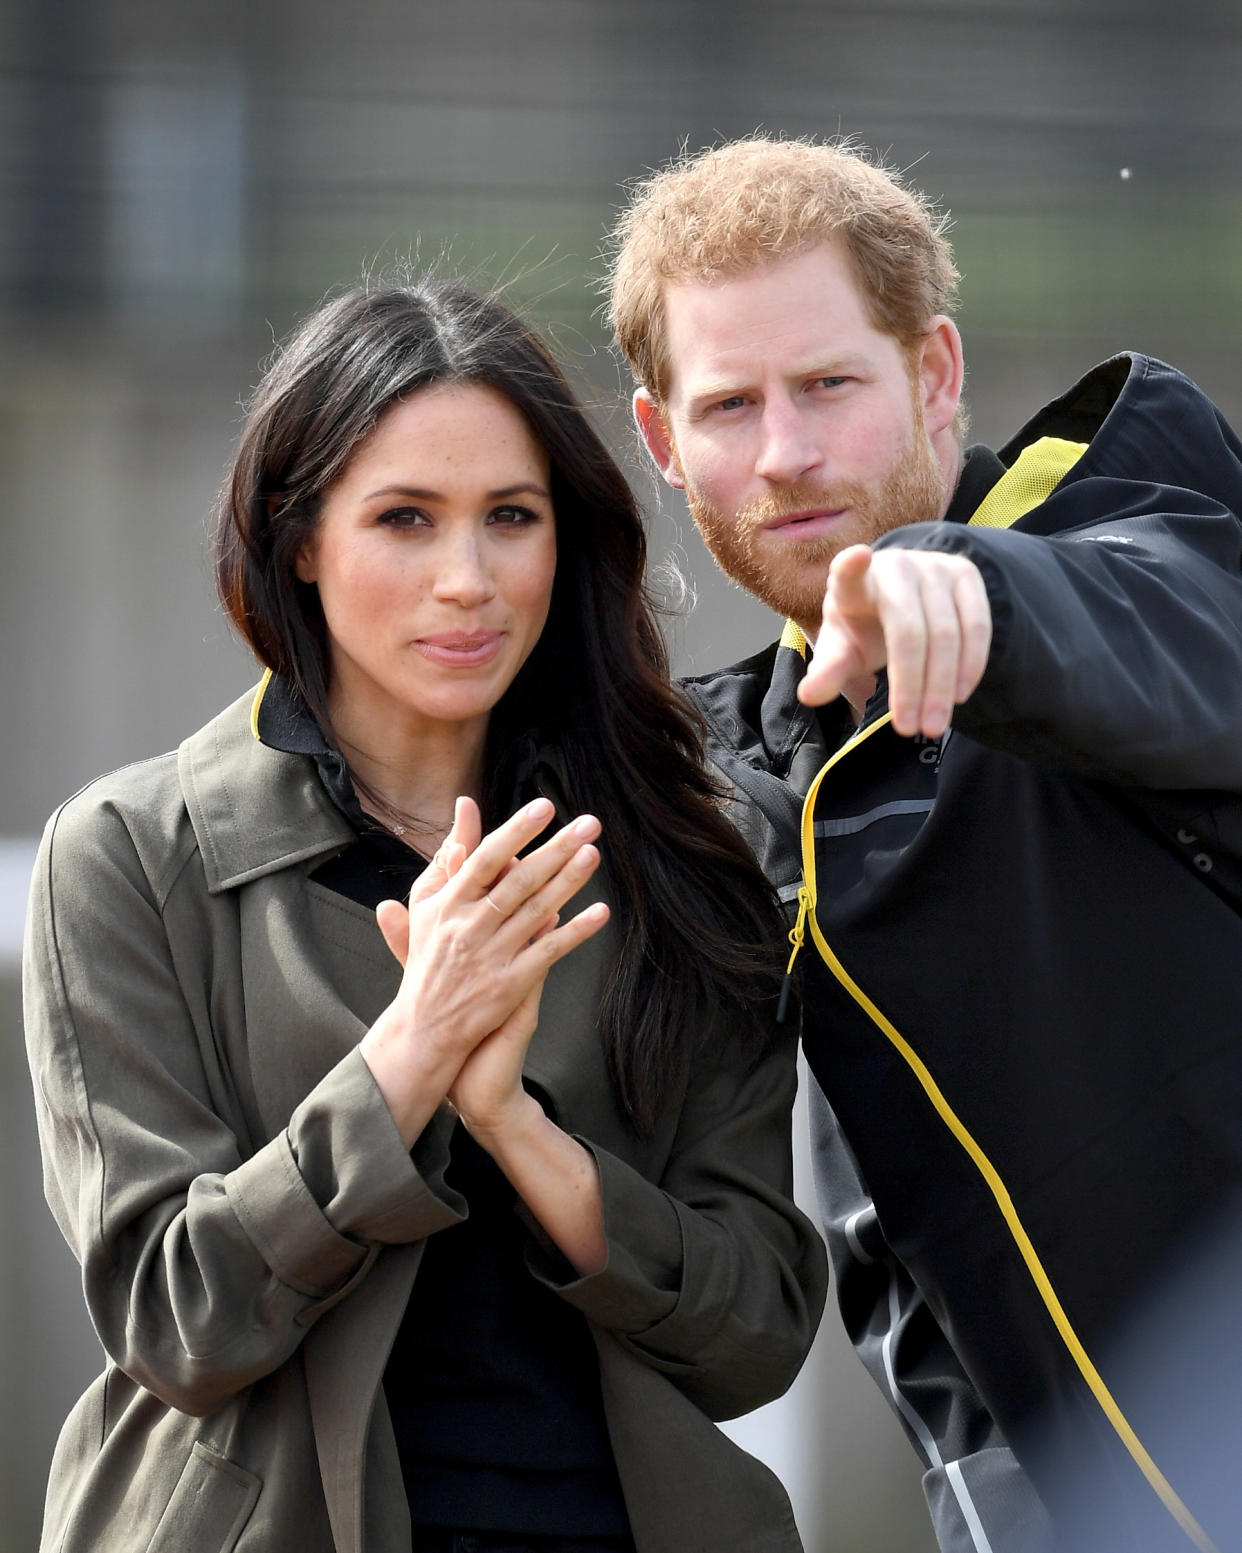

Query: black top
<box><xmin>945</xmin><ymin>443</ymin><xmax>1006</xmax><ymax>524</ymax></box>
<box><xmin>254</xmin><ymin>675</ymin><xmax>630</xmax><ymax>1539</ymax></box>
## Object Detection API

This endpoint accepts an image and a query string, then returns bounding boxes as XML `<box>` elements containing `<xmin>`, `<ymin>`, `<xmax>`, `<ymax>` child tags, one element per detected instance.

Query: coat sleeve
<box><xmin>877</xmin><ymin>480</ymin><xmax>1242</xmax><ymax>789</ymax></box>
<box><xmin>23</xmin><ymin>792</ymin><xmax>464</xmax><ymax>1419</ymax></box>
<box><xmin>526</xmin><ymin>1015</ymin><xmax>829</xmax><ymax>1422</ymax></box>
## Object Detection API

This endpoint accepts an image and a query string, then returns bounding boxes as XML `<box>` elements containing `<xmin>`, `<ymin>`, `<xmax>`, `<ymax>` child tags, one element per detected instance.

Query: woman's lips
<box><xmin>414</xmin><ymin>630</ymin><xmax>505</xmax><ymax>667</ymax></box>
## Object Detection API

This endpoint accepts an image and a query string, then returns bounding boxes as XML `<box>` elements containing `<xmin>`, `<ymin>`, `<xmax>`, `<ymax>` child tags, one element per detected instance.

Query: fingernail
<box><xmin>570</xmin><ymin>814</ymin><xmax>597</xmax><ymax>838</ymax></box>
<box><xmin>525</xmin><ymin>797</ymin><xmax>553</xmax><ymax>819</ymax></box>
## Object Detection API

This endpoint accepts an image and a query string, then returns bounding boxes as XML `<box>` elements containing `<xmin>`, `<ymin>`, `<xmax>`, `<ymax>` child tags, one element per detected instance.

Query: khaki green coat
<box><xmin>23</xmin><ymin>689</ymin><xmax>827</xmax><ymax>1553</ymax></box>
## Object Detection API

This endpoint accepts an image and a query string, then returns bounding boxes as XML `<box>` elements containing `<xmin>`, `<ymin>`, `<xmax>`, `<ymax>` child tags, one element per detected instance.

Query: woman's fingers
<box><xmin>489</xmin><ymin>842</ymin><xmax>602</xmax><ymax>950</ymax></box>
<box><xmin>448</xmin><ymin>981</ymin><xmax>546</xmax><ymax>1129</ymax></box>
<box><xmin>485</xmin><ymin>815</ymin><xmax>601</xmax><ymax>915</ymax></box>
<box><xmin>451</xmin><ymin>795</ymin><xmax>483</xmax><ymax>860</ymax></box>
<box><xmin>370</xmin><ymin>814</ymin><xmax>609</xmax><ymax>1142</ymax></box>
<box><xmin>376</xmin><ymin>898</ymin><xmax>411</xmax><ymax>966</ymax></box>
<box><xmin>398</xmin><ymin>803</ymin><xmax>606</xmax><ymax>1015</ymax></box>
<box><xmin>445</xmin><ymin>802</ymin><xmax>604</xmax><ymax>928</ymax></box>
<box><xmin>407</xmin><ymin>794</ymin><xmax>482</xmax><ymax>907</ymax></box>
<box><xmin>515</xmin><ymin>899</ymin><xmax>610</xmax><ymax>973</ymax></box>
<box><xmin>449</xmin><ymin>797</ymin><xmax>557</xmax><ymax>894</ymax></box>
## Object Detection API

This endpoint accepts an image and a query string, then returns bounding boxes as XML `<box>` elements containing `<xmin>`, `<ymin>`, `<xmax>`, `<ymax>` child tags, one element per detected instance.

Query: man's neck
<box><xmin>936</xmin><ymin>442</ymin><xmax>965</xmax><ymax>520</ymax></box>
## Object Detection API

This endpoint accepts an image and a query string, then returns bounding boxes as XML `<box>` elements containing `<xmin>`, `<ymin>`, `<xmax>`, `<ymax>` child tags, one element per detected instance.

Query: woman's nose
<box><xmin>432</xmin><ymin>536</ymin><xmax>496</xmax><ymax>606</ymax></box>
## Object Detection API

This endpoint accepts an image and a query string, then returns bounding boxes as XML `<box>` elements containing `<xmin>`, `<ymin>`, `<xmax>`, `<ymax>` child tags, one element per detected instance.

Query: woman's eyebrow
<box><xmin>362</xmin><ymin>482</ymin><xmax>552</xmax><ymax>502</ymax></box>
<box><xmin>488</xmin><ymin>482</ymin><xmax>552</xmax><ymax>500</ymax></box>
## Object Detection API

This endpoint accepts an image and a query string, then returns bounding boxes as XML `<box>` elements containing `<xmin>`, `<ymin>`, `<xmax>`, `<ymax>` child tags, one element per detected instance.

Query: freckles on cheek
<box><xmin>349</xmin><ymin>552</ymin><xmax>410</xmax><ymax>605</ymax></box>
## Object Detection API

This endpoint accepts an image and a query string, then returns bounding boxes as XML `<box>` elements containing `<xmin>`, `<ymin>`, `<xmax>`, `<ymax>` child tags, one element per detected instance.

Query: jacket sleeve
<box><xmin>807</xmin><ymin>1078</ymin><xmax>1056</xmax><ymax>1553</ymax></box>
<box><xmin>877</xmin><ymin>480</ymin><xmax>1242</xmax><ymax>789</ymax></box>
<box><xmin>527</xmin><ymin>1016</ymin><xmax>829</xmax><ymax>1422</ymax></box>
<box><xmin>23</xmin><ymin>794</ymin><xmax>464</xmax><ymax>1418</ymax></box>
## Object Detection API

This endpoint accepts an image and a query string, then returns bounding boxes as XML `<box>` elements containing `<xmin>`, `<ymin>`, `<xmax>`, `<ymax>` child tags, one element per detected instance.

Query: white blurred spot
<box><xmin>0</xmin><ymin>839</ymin><xmax>37</xmax><ymax>970</ymax></box>
<box><xmin>1120</xmin><ymin>167</ymin><xmax>1132</xmax><ymax>180</ymax></box>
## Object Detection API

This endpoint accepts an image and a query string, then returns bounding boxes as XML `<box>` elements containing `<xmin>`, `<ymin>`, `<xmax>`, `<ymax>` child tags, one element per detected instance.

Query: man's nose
<box><xmin>753</xmin><ymin>401</ymin><xmax>823</xmax><ymax>486</ymax></box>
<box><xmin>433</xmin><ymin>535</ymin><xmax>496</xmax><ymax>606</ymax></box>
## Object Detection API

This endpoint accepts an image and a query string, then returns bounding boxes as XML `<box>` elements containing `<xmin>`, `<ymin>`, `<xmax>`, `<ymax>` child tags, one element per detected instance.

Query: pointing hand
<box><xmin>798</xmin><ymin>544</ymin><xmax>992</xmax><ymax>737</ymax></box>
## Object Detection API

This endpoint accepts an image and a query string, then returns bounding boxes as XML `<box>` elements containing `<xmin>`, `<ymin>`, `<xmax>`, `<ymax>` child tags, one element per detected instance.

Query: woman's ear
<box><xmin>268</xmin><ymin>492</ymin><xmax>317</xmax><ymax>584</ymax></box>
<box><xmin>633</xmin><ymin>388</ymin><xmax>685</xmax><ymax>491</ymax></box>
<box><xmin>293</xmin><ymin>539</ymin><xmax>317</xmax><ymax>585</ymax></box>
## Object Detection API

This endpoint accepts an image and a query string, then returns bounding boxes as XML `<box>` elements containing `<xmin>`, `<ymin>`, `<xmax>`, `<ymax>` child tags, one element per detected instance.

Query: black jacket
<box><xmin>687</xmin><ymin>355</ymin><xmax>1242</xmax><ymax>1553</ymax></box>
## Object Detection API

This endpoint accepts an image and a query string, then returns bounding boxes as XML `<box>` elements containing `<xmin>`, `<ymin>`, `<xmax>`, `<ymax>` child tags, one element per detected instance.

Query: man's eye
<box><xmin>717</xmin><ymin>395</ymin><xmax>747</xmax><ymax>412</ymax></box>
<box><xmin>817</xmin><ymin>376</ymin><xmax>848</xmax><ymax>389</ymax></box>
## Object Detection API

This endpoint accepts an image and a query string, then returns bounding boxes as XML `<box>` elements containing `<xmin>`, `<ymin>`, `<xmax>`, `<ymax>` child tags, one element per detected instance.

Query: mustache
<box><xmin>735</xmin><ymin>482</ymin><xmax>869</xmax><ymax>526</ymax></box>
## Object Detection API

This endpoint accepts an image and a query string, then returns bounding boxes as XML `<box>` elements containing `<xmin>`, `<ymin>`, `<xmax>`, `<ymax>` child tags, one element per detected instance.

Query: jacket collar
<box><xmin>998</xmin><ymin>351</ymin><xmax>1242</xmax><ymax>523</ymax></box>
<box><xmin>177</xmin><ymin>685</ymin><xmax>355</xmax><ymax>894</ymax></box>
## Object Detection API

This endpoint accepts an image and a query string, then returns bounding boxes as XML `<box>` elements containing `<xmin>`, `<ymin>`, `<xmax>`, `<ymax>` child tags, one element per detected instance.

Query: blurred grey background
<box><xmin>3</xmin><ymin>1</ymin><xmax>1240</xmax><ymax>1548</ymax></box>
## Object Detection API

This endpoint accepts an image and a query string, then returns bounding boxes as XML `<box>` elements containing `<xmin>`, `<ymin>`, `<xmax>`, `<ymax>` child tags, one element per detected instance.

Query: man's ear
<box><xmin>917</xmin><ymin>317</ymin><xmax>964</xmax><ymax>438</ymax></box>
<box><xmin>633</xmin><ymin>388</ymin><xmax>685</xmax><ymax>491</ymax></box>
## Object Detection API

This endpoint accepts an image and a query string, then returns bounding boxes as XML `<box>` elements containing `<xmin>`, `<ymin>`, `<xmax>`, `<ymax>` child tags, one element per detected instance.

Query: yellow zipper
<box><xmin>776</xmin><ymin>884</ymin><xmax>811</xmax><ymax>1023</ymax></box>
<box><xmin>783</xmin><ymin>708</ymin><xmax>896</xmax><ymax>992</ymax></box>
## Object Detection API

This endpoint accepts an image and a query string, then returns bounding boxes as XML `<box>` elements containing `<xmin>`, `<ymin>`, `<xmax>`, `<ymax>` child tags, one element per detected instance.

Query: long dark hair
<box><xmin>215</xmin><ymin>275</ymin><xmax>783</xmax><ymax>1133</ymax></box>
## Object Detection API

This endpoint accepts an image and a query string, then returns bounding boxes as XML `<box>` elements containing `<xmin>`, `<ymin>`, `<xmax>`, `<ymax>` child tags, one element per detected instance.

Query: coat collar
<box><xmin>177</xmin><ymin>684</ymin><xmax>355</xmax><ymax>894</ymax></box>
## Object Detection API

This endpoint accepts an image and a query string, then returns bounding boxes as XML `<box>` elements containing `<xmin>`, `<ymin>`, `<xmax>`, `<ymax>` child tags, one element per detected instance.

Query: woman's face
<box><xmin>296</xmin><ymin>381</ymin><xmax>557</xmax><ymax>748</ymax></box>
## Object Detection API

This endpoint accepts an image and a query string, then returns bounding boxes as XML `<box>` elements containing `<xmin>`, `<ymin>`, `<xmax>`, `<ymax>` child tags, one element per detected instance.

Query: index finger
<box><xmin>406</xmin><ymin>796</ymin><xmax>480</xmax><ymax>908</ymax></box>
<box><xmin>450</xmin><ymin>797</ymin><xmax>558</xmax><ymax>897</ymax></box>
<box><xmin>822</xmin><ymin>544</ymin><xmax>878</xmax><ymax>620</ymax></box>
<box><xmin>796</xmin><ymin>547</ymin><xmax>880</xmax><ymax>706</ymax></box>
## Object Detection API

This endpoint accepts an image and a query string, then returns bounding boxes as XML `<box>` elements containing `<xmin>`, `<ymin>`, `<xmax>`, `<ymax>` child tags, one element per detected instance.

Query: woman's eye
<box><xmin>489</xmin><ymin>505</ymin><xmax>541</xmax><ymax>526</ymax></box>
<box><xmin>378</xmin><ymin>507</ymin><xmax>430</xmax><ymax>529</ymax></box>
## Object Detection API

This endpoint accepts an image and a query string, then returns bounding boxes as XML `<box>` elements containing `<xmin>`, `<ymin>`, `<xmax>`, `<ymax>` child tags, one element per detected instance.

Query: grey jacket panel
<box><xmin>24</xmin><ymin>687</ymin><xmax>827</xmax><ymax>1553</ymax></box>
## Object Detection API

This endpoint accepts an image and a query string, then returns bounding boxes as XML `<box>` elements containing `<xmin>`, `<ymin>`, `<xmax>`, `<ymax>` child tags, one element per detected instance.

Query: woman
<box><xmin>23</xmin><ymin>277</ymin><xmax>827</xmax><ymax>1553</ymax></box>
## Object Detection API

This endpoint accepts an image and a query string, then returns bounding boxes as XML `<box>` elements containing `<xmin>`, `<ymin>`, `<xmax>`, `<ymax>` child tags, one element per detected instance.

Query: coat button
<box><xmin>1195</xmin><ymin>853</ymin><xmax>1214</xmax><ymax>872</ymax></box>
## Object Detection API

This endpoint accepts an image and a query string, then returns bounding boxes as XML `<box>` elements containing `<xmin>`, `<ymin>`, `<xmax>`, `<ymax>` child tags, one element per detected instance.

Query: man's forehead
<box><xmin>658</xmin><ymin>243</ymin><xmax>879</xmax><ymax>387</ymax></box>
<box><xmin>661</xmin><ymin>273</ymin><xmax>892</xmax><ymax>404</ymax></box>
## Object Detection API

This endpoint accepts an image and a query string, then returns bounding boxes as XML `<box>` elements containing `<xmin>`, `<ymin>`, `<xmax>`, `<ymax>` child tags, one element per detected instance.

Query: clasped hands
<box><xmin>359</xmin><ymin>796</ymin><xmax>608</xmax><ymax>1152</ymax></box>
<box><xmin>797</xmin><ymin>543</ymin><xmax>993</xmax><ymax>737</ymax></box>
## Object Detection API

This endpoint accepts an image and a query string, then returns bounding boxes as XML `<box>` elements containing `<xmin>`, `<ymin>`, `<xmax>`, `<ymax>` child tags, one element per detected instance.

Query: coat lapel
<box><xmin>236</xmin><ymin>877</ymin><xmax>400</xmax><ymax>1139</ymax></box>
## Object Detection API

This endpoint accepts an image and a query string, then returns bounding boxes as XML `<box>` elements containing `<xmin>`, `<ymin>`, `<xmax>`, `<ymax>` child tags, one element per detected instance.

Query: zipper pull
<box><xmin>776</xmin><ymin>884</ymin><xmax>812</xmax><ymax>1023</ymax></box>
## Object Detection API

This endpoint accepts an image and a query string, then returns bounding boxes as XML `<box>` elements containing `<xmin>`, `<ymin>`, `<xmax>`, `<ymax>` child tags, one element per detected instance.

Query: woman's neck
<box><xmin>328</xmin><ymin>696</ymin><xmax>488</xmax><ymax>852</ymax></box>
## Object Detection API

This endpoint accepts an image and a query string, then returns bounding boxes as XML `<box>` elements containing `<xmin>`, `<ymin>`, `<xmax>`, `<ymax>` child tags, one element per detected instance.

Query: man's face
<box><xmin>635</xmin><ymin>243</ymin><xmax>957</xmax><ymax>634</ymax></box>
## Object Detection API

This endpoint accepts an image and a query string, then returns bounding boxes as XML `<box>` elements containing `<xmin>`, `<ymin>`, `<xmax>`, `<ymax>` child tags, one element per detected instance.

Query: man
<box><xmin>605</xmin><ymin>137</ymin><xmax>1242</xmax><ymax>1553</ymax></box>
